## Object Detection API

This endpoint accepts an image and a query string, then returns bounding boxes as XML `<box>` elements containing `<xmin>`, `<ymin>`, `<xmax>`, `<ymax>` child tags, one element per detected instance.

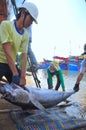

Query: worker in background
<box><xmin>73</xmin><ymin>43</ymin><xmax>86</xmax><ymax>92</ymax></box>
<box><xmin>47</xmin><ymin>60</ymin><xmax>65</xmax><ymax>91</ymax></box>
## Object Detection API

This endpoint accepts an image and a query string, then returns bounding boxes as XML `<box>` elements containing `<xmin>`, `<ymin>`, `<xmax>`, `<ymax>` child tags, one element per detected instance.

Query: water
<box><xmin>26</xmin><ymin>69</ymin><xmax>86</xmax><ymax>119</ymax></box>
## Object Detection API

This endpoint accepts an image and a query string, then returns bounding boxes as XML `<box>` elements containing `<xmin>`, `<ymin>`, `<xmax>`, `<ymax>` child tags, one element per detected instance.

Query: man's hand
<box><xmin>19</xmin><ymin>76</ymin><xmax>26</xmax><ymax>89</ymax></box>
<box><xmin>73</xmin><ymin>83</ymin><xmax>79</xmax><ymax>92</ymax></box>
<box><xmin>12</xmin><ymin>75</ymin><xmax>20</xmax><ymax>85</ymax></box>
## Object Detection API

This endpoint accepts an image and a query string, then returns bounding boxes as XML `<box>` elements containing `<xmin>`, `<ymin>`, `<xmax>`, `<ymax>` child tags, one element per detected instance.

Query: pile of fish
<box><xmin>0</xmin><ymin>83</ymin><xmax>76</xmax><ymax>111</ymax></box>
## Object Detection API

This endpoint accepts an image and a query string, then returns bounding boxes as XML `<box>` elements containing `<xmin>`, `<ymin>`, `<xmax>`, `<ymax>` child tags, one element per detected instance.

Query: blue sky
<box><xmin>14</xmin><ymin>0</ymin><xmax>86</xmax><ymax>61</ymax></box>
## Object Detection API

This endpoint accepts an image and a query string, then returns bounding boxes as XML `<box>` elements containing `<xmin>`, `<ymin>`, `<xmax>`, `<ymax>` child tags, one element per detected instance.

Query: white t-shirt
<box><xmin>80</xmin><ymin>59</ymin><xmax>86</xmax><ymax>74</ymax></box>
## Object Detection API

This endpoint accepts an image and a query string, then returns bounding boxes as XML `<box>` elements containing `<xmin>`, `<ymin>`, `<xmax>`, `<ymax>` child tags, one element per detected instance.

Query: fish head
<box><xmin>12</xmin><ymin>88</ymin><xmax>30</xmax><ymax>104</ymax></box>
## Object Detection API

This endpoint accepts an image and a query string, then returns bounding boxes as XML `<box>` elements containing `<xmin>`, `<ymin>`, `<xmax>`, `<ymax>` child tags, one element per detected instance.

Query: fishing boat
<box><xmin>38</xmin><ymin>56</ymin><xmax>81</xmax><ymax>71</ymax></box>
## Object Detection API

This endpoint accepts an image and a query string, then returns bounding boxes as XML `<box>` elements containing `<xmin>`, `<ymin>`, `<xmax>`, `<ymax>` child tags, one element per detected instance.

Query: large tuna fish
<box><xmin>0</xmin><ymin>83</ymin><xmax>76</xmax><ymax>111</ymax></box>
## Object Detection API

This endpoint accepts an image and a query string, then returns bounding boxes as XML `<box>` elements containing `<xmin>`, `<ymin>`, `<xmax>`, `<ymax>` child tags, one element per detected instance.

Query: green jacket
<box><xmin>47</xmin><ymin>68</ymin><xmax>65</xmax><ymax>91</ymax></box>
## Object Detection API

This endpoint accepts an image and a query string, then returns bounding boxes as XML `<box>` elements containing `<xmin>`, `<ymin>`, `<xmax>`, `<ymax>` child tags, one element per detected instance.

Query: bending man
<box><xmin>0</xmin><ymin>2</ymin><xmax>39</xmax><ymax>88</ymax></box>
<box><xmin>47</xmin><ymin>60</ymin><xmax>65</xmax><ymax>91</ymax></box>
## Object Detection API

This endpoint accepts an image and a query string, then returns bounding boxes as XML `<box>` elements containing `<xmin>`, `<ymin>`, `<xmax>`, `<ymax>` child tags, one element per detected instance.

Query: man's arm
<box><xmin>20</xmin><ymin>52</ymin><xmax>27</xmax><ymax>86</ymax></box>
<box><xmin>2</xmin><ymin>43</ymin><xmax>18</xmax><ymax>76</ymax></box>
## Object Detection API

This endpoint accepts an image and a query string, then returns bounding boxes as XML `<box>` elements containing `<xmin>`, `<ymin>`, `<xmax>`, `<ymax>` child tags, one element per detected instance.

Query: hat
<box><xmin>51</xmin><ymin>60</ymin><xmax>59</xmax><ymax>70</ymax></box>
<box><xmin>20</xmin><ymin>2</ymin><xmax>38</xmax><ymax>24</ymax></box>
